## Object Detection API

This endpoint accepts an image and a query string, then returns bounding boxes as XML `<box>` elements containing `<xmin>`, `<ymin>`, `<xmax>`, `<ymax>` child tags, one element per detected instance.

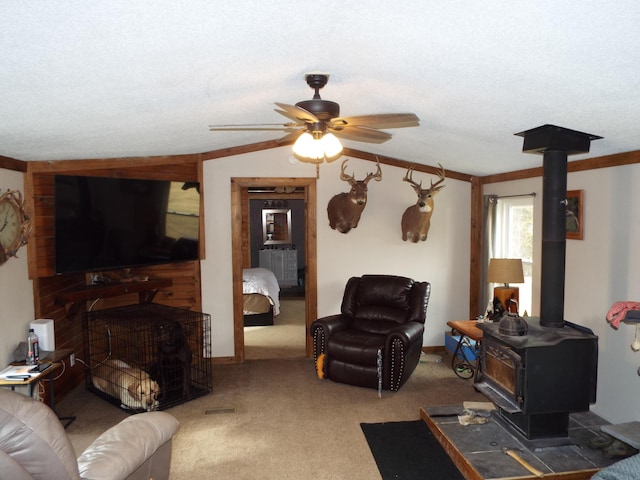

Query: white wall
<box><xmin>200</xmin><ymin>148</ymin><xmax>471</xmax><ymax>357</ymax></box>
<box><xmin>485</xmin><ymin>163</ymin><xmax>640</xmax><ymax>424</ymax></box>
<box><xmin>0</xmin><ymin>169</ymin><xmax>35</xmax><ymax>365</ymax></box>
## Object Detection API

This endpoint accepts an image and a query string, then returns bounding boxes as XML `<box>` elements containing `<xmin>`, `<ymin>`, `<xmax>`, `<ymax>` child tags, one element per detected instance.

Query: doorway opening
<box><xmin>230</xmin><ymin>177</ymin><xmax>317</xmax><ymax>362</ymax></box>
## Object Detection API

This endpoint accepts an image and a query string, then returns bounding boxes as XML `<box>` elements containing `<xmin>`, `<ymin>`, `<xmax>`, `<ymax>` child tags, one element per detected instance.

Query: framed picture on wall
<box><xmin>566</xmin><ymin>190</ymin><xmax>583</xmax><ymax>240</ymax></box>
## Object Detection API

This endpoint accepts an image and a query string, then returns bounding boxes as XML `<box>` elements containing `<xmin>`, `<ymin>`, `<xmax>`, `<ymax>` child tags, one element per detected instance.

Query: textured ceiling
<box><xmin>2</xmin><ymin>1</ymin><xmax>639</xmax><ymax>175</ymax></box>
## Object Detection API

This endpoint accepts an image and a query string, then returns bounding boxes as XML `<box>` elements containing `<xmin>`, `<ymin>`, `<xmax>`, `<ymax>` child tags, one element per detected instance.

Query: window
<box><xmin>493</xmin><ymin>197</ymin><xmax>533</xmax><ymax>315</ymax></box>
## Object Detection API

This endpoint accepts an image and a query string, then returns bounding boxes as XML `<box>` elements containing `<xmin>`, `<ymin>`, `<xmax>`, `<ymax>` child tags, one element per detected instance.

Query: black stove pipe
<box><xmin>540</xmin><ymin>150</ymin><xmax>568</xmax><ymax>328</ymax></box>
<box><xmin>515</xmin><ymin>125</ymin><xmax>602</xmax><ymax>329</ymax></box>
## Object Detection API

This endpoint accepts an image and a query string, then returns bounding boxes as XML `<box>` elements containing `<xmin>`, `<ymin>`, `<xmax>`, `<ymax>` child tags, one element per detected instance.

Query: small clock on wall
<box><xmin>0</xmin><ymin>190</ymin><xmax>31</xmax><ymax>265</ymax></box>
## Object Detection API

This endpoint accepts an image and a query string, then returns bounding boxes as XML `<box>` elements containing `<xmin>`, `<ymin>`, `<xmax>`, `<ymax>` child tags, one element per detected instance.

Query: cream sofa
<box><xmin>0</xmin><ymin>389</ymin><xmax>179</xmax><ymax>480</ymax></box>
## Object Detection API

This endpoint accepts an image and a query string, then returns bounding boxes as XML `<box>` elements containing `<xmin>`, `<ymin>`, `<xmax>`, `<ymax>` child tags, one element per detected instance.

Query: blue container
<box><xmin>444</xmin><ymin>331</ymin><xmax>478</xmax><ymax>361</ymax></box>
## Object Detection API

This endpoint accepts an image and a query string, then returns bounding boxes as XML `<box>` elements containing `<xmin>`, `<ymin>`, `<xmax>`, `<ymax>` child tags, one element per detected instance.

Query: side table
<box><xmin>446</xmin><ymin>320</ymin><xmax>483</xmax><ymax>380</ymax></box>
<box><xmin>0</xmin><ymin>361</ymin><xmax>75</xmax><ymax>428</ymax></box>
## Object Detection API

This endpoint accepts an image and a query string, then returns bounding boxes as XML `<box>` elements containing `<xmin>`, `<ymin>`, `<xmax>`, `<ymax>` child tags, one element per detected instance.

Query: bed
<box><xmin>243</xmin><ymin>267</ymin><xmax>280</xmax><ymax>326</ymax></box>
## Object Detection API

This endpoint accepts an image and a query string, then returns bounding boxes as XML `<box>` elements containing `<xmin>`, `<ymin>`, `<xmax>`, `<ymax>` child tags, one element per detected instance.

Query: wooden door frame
<box><xmin>231</xmin><ymin>177</ymin><xmax>317</xmax><ymax>362</ymax></box>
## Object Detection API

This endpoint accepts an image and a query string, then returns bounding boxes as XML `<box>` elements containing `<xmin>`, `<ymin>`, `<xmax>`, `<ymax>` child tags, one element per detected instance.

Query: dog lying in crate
<box><xmin>92</xmin><ymin>359</ymin><xmax>160</xmax><ymax>412</ymax></box>
<box><xmin>149</xmin><ymin>318</ymin><xmax>193</xmax><ymax>402</ymax></box>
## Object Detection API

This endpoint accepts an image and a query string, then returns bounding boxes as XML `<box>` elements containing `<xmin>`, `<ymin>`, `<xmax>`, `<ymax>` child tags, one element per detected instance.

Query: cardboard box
<box><xmin>444</xmin><ymin>331</ymin><xmax>478</xmax><ymax>361</ymax></box>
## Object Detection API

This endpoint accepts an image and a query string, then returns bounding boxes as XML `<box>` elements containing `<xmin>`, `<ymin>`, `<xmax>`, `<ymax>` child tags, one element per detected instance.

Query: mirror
<box><xmin>262</xmin><ymin>208</ymin><xmax>291</xmax><ymax>245</ymax></box>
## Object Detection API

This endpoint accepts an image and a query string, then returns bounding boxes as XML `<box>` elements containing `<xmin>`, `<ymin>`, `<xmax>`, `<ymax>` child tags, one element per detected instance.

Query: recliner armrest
<box><xmin>311</xmin><ymin>314</ymin><xmax>351</xmax><ymax>338</ymax></box>
<box><xmin>387</xmin><ymin>321</ymin><xmax>424</xmax><ymax>346</ymax></box>
<box><xmin>77</xmin><ymin>411</ymin><xmax>179</xmax><ymax>480</ymax></box>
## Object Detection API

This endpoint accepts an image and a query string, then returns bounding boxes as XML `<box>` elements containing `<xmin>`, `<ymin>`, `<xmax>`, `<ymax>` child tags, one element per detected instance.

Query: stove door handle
<box><xmin>515</xmin><ymin>362</ymin><xmax>525</xmax><ymax>405</ymax></box>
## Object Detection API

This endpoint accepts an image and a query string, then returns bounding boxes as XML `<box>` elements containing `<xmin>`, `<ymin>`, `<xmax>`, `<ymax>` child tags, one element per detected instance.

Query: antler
<box><xmin>404</xmin><ymin>163</ymin><xmax>445</xmax><ymax>194</ymax></box>
<box><xmin>430</xmin><ymin>163</ymin><xmax>446</xmax><ymax>190</ymax></box>
<box><xmin>340</xmin><ymin>158</ymin><xmax>382</xmax><ymax>185</ymax></box>
<box><xmin>340</xmin><ymin>159</ymin><xmax>356</xmax><ymax>184</ymax></box>
<box><xmin>403</xmin><ymin>166</ymin><xmax>422</xmax><ymax>193</ymax></box>
<box><xmin>363</xmin><ymin>158</ymin><xmax>382</xmax><ymax>184</ymax></box>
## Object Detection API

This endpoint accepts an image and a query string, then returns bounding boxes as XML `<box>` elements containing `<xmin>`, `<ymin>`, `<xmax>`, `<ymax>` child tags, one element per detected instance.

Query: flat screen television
<box><xmin>54</xmin><ymin>174</ymin><xmax>200</xmax><ymax>274</ymax></box>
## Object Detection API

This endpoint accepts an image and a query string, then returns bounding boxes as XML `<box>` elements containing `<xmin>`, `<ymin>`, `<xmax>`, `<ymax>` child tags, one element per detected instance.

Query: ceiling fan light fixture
<box><xmin>292</xmin><ymin>131</ymin><xmax>343</xmax><ymax>163</ymax></box>
<box><xmin>319</xmin><ymin>132</ymin><xmax>343</xmax><ymax>158</ymax></box>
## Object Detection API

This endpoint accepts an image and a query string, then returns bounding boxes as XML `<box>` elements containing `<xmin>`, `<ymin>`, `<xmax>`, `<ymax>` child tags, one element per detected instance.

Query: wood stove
<box><xmin>475</xmin><ymin>125</ymin><xmax>601</xmax><ymax>441</ymax></box>
<box><xmin>477</xmin><ymin>319</ymin><xmax>598</xmax><ymax>439</ymax></box>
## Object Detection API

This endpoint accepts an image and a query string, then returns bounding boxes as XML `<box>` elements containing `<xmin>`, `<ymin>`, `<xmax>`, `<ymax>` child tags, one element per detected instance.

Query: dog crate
<box><xmin>84</xmin><ymin>303</ymin><xmax>212</xmax><ymax>412</ymax></box>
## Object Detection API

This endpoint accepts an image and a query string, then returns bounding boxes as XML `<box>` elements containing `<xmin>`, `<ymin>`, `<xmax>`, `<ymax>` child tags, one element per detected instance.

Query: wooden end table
<box><xmin>446</xmin><ymin>320</ymin><xmax>483</xmax><ymax>380</ymax></box>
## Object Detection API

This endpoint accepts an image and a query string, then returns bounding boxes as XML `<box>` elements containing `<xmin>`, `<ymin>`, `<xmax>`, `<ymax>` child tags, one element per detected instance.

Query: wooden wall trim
<box><xmin>481</xmin><ymin>149</ymin><xmax>640</xmax><ymax>184</ymax></box>
<box><xmin>342</xmin><ymin>148</ymin><xmax>474</xmax><ymax>183</ymax></box>
<box><xmin>468</xmin><ymin>176</ymin><xmax>483</xmax><ymax>319</ymax></box>
<box><xmin>12</xmin><ymin>143</ymin><xmax>640</xmax><ymax>182</ymax></box>
<box><xmin>304</xmin><ymin>180</ymin><xmax>318</xmax><ymax>356</ymax></box>
<box><xmin>197</xmin><ymin>154</ymin><xmax>206</xmax><ymax>261</ymax></box>
<box><xmin>26</xmin><ymin>154</ymin><xmax>200</xmax><ymax>174</ymax></box>
<box><xmin>0</xmin><ymin>155</ymin><xmax>27</xmax><ymax>172</ymax></box>
<box><xmin>230</xmin><ymin>180</ymin><xmax>245</xmax><ymax>362</ymax></box>
<box><xmin>201</xmin><ymin>140</ymin><xmax>285</xmax><ymax>161</ymax></box>
<box><xmin>198</xmin><ymin>140</ymin><xmax>475</xmax><ymax>183</ymax></box>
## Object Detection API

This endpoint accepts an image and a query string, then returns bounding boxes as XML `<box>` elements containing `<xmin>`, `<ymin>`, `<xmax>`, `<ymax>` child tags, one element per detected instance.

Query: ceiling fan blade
<box><xmin>209</xmin><ymin>123</ymin><xmax>299</xmax><ymax>132</ymax></box>
<box><xmin>274</xmin><ymin>102</ymin><xmax>319</xmax><ymax>124</ymax></box>
<box><xmin>329</xmin><ymin>113</ymin><xmax>420</xmax><ymax>129</ymax></box>
<box><xmin>331</xmin><ymin>125</ymin><xmax>393</xmax><ymax>144</ymax></box>
<box><xmin>273</xmin><ymin>108</ymin><xmax>307</xmax><ymax>124</ymax></box>
<box><xmin>276</xmin><ymin>129</ymin><xmax>305</xmax><ymax>145</ymax></box>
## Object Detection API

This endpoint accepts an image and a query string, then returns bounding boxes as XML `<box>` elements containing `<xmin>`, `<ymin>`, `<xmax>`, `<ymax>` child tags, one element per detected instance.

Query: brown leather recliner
<box><xmin>311</xmin><ymin>274</ymin><xmax>431</xmax><ymax>391</ymax></box>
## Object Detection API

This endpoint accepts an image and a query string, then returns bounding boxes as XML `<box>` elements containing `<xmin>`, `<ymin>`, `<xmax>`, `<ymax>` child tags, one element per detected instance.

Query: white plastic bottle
<box><xmin>26</xmin><ymin>328</ymin><xmax>39</xmax><ymax>365</ymax></box>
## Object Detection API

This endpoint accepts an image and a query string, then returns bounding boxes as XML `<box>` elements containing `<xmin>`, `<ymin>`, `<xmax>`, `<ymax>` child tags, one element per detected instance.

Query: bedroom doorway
<box><xmin>244</xmin><ymin>296</ymin><xmax>307</xmax><ymax>359</ymax></box>
<box><xmin>230</xmin><ymin>177</ymin><xmax>317</xmax><ymax>363</ymax></box>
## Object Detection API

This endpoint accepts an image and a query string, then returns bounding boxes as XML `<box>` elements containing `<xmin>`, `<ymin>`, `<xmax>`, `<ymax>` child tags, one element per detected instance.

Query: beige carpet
<box><xmin>244</xmin><ymin>297</ymin><xmax>306</xmax><ymax>360</ymax></box>
<box><xmin>59</xmin><ymin>355</ymin><xmax>485</xmax><ymax>480</ymax></box>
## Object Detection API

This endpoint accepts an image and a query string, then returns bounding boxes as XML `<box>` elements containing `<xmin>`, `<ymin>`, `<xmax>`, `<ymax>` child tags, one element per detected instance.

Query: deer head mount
<box><xmin>327</xmin><ymin>158</ymin><xmax>382</xmax><ymax>234</ymax></box>
<box><xmin>401</xmin><ymin>163</ymin><xmax>445</xmax><ymax>242</ymax></box>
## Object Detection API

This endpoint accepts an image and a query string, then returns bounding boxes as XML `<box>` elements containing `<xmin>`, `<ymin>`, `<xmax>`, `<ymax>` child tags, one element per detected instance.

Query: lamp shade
<box><xmin>488</xmin><ymin>258</ymin><xmax>524</xmax><ymax>285</ymax></box>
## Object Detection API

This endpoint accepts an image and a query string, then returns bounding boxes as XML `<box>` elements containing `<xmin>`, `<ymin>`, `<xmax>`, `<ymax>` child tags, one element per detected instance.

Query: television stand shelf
<box><xmin>55</xmin><ymin>278</ymin><xmax>172</xmax><ymax>319</ymax></box>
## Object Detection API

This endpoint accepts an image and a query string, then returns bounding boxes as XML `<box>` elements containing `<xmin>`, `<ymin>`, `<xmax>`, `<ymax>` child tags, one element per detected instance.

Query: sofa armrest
<box><xmin>0</xmin><ymin>389</ymin><xmax>81</xmax><ymax>480</ymax></box>
<box><xmin>77</xmin><ymin>411</ymin><xmax>179</xmax><ymax>480</ymax></box>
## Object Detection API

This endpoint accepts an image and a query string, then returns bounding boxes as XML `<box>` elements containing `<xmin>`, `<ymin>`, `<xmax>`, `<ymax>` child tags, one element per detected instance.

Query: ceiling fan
<box><xmin>208</xmin><ymin>73</ymin><xmax>420</xmax><ymax>163</ymax></box>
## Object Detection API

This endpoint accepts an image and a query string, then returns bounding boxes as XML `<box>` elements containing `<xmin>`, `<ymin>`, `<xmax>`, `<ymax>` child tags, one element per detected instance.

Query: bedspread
<box><xmin>243</xmin><ymin>267</ymin><xmax>280</xmax><ymax>316</ymax></box>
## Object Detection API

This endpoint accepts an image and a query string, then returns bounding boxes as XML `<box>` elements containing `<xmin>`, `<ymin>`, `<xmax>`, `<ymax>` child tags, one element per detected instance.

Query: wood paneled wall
<box><xmin>24</xmin><ymin>154</ymin><xmax>204</xmax><ymax>403</ymax></box>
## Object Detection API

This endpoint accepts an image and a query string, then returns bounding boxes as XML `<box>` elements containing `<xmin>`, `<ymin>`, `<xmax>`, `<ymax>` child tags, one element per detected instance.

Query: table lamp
<box><xmin>488</xmin><ymin>258</ymin><xmax>524</xmax><ymax>315</ymax></box>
